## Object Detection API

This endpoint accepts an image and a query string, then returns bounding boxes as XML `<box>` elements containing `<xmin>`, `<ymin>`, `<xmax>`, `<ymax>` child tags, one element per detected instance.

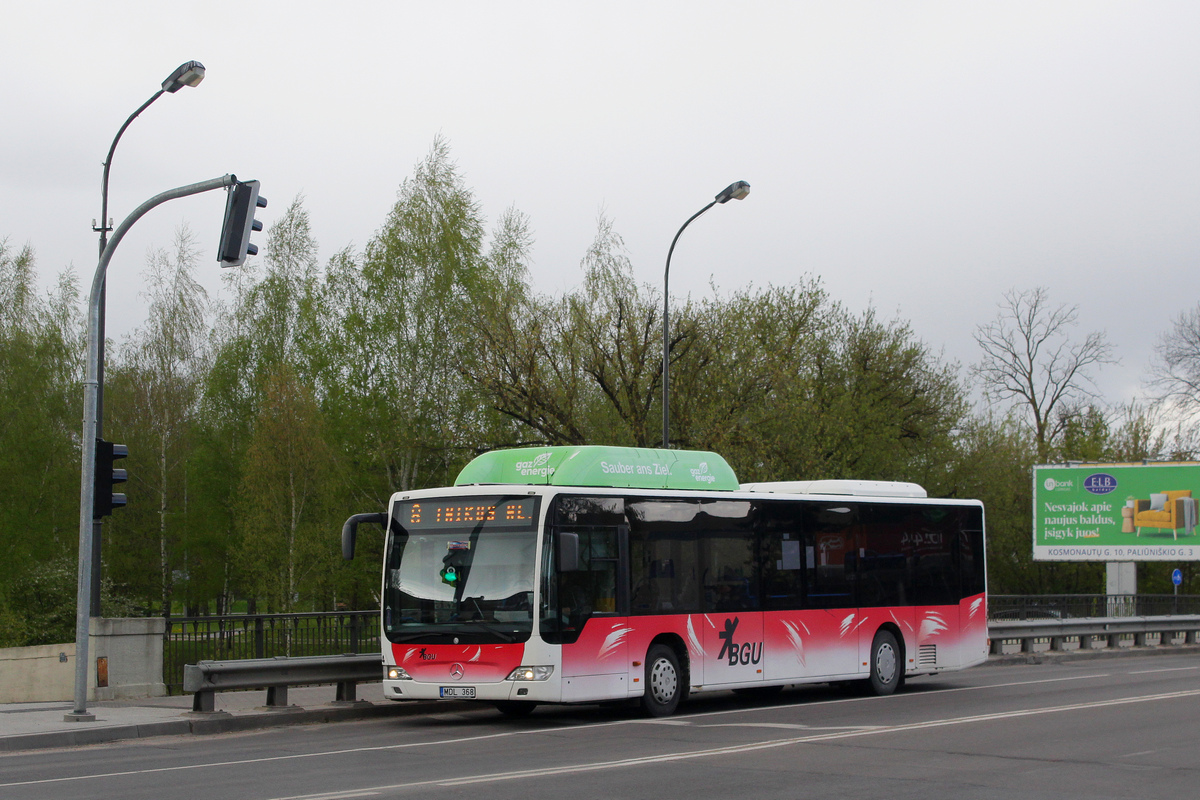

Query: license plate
<box><xmin>440</xmin><ymin>686</ymin><xmax>476</xmax><ymax>698</ymax></box>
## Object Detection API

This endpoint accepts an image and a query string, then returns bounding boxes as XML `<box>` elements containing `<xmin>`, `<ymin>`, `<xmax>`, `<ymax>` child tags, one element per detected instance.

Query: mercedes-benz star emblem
<box><xmin>449</xmin><ymin>663</ymin><xmax>464</xmax><ymax>680</ymax></box>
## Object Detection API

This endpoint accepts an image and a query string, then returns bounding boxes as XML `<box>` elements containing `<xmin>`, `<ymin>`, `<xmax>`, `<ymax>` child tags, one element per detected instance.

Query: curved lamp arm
<box><xmin>661</xmin><ymin>181</ymin><xmax>750</xmax><ymax>449</ymax></box>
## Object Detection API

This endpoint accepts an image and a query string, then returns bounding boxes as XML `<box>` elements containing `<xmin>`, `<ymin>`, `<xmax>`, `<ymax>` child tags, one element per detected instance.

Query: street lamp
<box><xmin>96</xmin><ymin>62</ymin><xmax>205</xmax><ymax>254</ymax></box>
<box><xmin>661</xmin><ymin>180</ymin><xmax>750</xmax><ymax>450</ymax></box>
<box><xmin>86</xmin><ymin>61</ymin><xmax>204</xmax><ymax>618</ymax></box>
<box><xmin>67</xmin><ymin>61</ymin><xmax>205</xmax><ymax>723</ymax></box>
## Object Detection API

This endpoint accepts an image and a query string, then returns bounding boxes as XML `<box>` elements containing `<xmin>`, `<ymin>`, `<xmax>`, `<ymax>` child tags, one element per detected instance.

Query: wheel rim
<box><xmin>649</xmin><ymin>656</ymin><xmax>678</xmax><ymax>703</ymax></box>
<box><xmin>875</xmin><ymin>641</ymin><xmax>897</xmax><ymax>685</ymax></box>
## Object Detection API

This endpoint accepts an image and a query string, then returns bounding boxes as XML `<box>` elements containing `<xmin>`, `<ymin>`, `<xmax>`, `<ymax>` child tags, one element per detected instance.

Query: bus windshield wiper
<box><xmin>472</xmin><ymin>621</ymin><xmax>517</xmax><ymax>642</ymax></box>
<box><xmin>460</xmin><ymin>596</ymin><xmax>518</xmax><ymax>642</ymax></box>
<box><xmin>390</xmin><ymin>631</ymin><xmax>456</xmax><ymax>643</ymax></box>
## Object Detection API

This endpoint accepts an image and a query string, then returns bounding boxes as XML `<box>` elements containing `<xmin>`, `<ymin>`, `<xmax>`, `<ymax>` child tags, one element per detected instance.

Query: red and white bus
<box><xmin>342</xmin><ymin>445</ymin><xmax>987</xmax><ymax>716</ymax></box>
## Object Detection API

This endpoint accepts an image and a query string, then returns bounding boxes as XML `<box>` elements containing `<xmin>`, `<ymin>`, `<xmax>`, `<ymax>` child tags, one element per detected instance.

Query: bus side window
<box><xmin>803</xmin><ymin>503</ymin><xmax>858</xmax><ymax>610</ymax></box>
<box><xmin>548</xmin><ymin>526</ymin><xmax>621</xmax><ymax>643</ymax></box>
<box><xmin>628</xmin><ymin>500</ymin><xmax>701</xmax><ymax>615</ymax></box>
<box><xmin>959</xmin><ymin>507</ymin><xmax>986</xmax><ymax>600</ymax></box>
<box><xmin>859</xmin><ymin>505</ymin><xmax>911</xmax><ymax>608</ymax></box>
<box><xmin>760</xmin><ymin>502</ymin><xmax>803</xmax><ymax>610</ymax></box>
<box><xmin>910</xmin><ymin>508</ymin><xmax>959</xmax><ymax>606</ymax></box>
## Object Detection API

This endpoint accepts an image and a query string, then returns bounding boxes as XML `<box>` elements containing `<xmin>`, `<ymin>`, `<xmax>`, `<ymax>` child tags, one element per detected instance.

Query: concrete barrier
<box><xmin>91</xmin><ymin>617</ymin><xmax>166</xmax><ymax>701</ymax></box>
<box><xmin>0</xmin><ymin>617</ymin><xmax>166</xmax><ymax>703</ymax></box>
<box><xmin>0</xmin><ymin>643</ymin><xmax>76</xmax><ymax>703</ymax></box>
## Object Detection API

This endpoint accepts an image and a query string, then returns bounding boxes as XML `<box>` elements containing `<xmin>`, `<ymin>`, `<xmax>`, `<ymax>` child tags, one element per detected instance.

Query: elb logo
<box><xmin>1084</xmin><ymin>473</ymin><xmax>1117</xmax><ymax>495</ymax></box>
<box><xmin>717</xmin><ymin>617</ymin><xmax>762</xmax><ymax>666</ymax></box>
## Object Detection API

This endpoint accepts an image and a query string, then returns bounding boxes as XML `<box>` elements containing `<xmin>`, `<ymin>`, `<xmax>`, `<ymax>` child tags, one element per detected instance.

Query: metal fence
<box><xmin>989</xmin><ymin>594</ymin><xmax>1200</xmax><ymax>620</ymax></box>
<box><xmin>163</xmin><ymin>610</ymin><xmax>379</xmax><ymax>695</ymax></box>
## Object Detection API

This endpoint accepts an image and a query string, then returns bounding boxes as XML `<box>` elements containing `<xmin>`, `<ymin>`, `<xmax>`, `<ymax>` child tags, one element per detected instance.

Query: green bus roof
<box><xmin>454</xmin><ymin>446</ymin><xmax>740</xmax><ymax>492</ymax></box>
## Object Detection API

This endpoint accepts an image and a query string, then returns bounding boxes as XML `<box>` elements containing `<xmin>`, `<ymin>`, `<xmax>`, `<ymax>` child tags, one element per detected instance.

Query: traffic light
<box><xmin>93</xmin><ymin>439</ymin><xmax>128</xmax><ymax>519</ymax></box>
<box><xmin>440</xmin><ymin>549</ymin><xmax>469</xmax><ymax>586</ymax></box>
<box><xmin>217</xmin><ymin>178</ymin><xmax>267</xmax><ymax>268</ymax></box>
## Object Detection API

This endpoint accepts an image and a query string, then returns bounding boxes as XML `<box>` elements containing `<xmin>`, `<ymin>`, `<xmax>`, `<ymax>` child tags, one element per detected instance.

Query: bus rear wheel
<box><xmin>641</xmin><ymin>644</ymin><xmax>685</xmax><ymax>717</ymax></box>
<box><xmin>868</xmin><ymin>629</ymin><xmax>902</xmax><ymax>696</ymax></box>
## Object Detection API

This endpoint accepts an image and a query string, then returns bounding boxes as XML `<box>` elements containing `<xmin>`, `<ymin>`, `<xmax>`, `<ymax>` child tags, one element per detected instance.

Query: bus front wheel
<box><xmin>494</xmin><ymin>701</ymin><xmax>537</xmax><ymax>717</ymax></box>
<box><xmin>868</xmin><ymin>629</ymin><xmax>902</xmax><ymax>696</ymax></box>
<box><xmin>642</xmin><ymin>644</ymin><xmax>685</xmax><ymax>716</ymax></box>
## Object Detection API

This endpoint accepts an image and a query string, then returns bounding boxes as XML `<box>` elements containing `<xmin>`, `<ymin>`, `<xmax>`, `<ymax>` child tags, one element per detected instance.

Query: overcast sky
<box><xmin>3</xmin><ymin>2</ymin><xmax>1197</xmax><ymax>409</ymax></box>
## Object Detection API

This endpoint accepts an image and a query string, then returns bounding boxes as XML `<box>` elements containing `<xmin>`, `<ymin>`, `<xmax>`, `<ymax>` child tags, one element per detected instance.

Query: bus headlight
<box><xmin>506</xmin><ymin>665</ymin><xmax>554</xmax><ymax>681</ymax></box>
<box><xmin>387</xmin><ymin>667</ymin><xmax>412</xmax><ymax>680</ymax></box>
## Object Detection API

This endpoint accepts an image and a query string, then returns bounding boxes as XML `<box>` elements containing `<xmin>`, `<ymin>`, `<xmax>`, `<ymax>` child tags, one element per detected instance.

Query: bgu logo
<box><xmin>418</xmin><ymin>648</ymin><xmax>437</xmax><ymax>661</ymax></box>
<box><xmin>717</xmin><ymin>617</ymin><xmax>762</xmax><ymax>666</ymax></box>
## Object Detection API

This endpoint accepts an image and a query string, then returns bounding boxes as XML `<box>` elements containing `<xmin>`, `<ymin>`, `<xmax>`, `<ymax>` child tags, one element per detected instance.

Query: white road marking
<box><xmin>0</xmin><ymin>671</ymin><xmax>1149</xmax><ymax>791</ymax></box>
<box><xmin>264</xmin><ymin>689</ymin><xmax>1200</xmax><ymax>797</ymax></box>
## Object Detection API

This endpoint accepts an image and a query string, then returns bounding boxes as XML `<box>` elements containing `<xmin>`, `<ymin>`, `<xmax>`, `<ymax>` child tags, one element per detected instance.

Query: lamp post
<box><xmin>87</xmin><ymin>61</ymin><xmax>204</xmax><ymax>616</ymax></box>
<box><xmin>65</xmin><ymin>62</ymin><xmax>205</xmax><ymax>723</ymax></box>
<box><xmin>661</xmin><ymin>180</ymin><xmax>750</xmax><ymax>450</ymax></box>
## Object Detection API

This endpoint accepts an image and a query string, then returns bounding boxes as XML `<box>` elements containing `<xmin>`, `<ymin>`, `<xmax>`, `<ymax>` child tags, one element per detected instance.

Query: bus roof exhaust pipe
<box><xmin>342</xmin><ymin>512</ymin><xmax>388</xmax><ymax>560</ymax></box>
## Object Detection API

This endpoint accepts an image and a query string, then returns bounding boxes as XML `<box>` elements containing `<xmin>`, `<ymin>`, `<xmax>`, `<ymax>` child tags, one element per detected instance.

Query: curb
<box><xmin>0</xmin><ymin>699</ymin><xmax>470</xmax><ymax>754</ymax></box>
<box><xmin>986</xmin><ymin>642</ymin><xmax>1200</xmax><ymax>667</ymax></box>
<box><xmin>0</xmin><ymin>719</ymin><xmax>192</xmax><ymax>753</ymax></box>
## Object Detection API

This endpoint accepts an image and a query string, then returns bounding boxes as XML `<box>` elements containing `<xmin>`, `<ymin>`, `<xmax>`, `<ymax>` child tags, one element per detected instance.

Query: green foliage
<box><xmin>0</xmin><ymin>241</ymin><xmax>82</xmax><ymax>593</ymax></box>
<box><xmin>3</xmin><ymin>557</ymin><xmax>76</xmax><ymax>646</ymax></box>
<box><xmin>6</xmin><ymin>139</ymin><xmax>1188</xmax><ymax>623</ymax></box>
<box><xmin>236</xmin><ymin>364</ymin><xmax>339</xmax><ymax>613</ymax></box>
<box><xmin>105</xmin><ymin>226</ymin><xmax>211</xmax><ymax>616</ymax></box>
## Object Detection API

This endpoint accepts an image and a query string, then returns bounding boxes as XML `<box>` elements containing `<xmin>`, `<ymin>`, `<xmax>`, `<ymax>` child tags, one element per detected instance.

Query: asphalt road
<box><xmin>3</xmin><ymin>653</ymin><xmax>1198</xmax><ymax>800</ymax></box>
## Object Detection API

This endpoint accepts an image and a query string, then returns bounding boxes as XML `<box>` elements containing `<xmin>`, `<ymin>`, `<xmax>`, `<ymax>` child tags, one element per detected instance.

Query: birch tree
<box><xmin>203</xmin><ymin>196</ymin><xmax>326</xmax><ymax>609</ymax></box>
<box><xmin>236</xmin><ymin>364</ymin><xmax>337</xmax><ymax>617</ymax></box>
<box><xmin>335</xmin><ymin>137</ymin><xmax>493</xmax><ymax>496</ymax></box>
<box><xmin>107</xmin><ymin>226</ymin><xmax>209</xmax><ymax>615</ymax></box>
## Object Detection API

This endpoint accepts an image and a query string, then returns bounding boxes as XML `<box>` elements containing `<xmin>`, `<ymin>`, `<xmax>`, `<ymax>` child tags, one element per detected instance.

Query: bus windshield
<box><xmin>383</xmin><ymin>495</ymin><xmax>540</xmax><ymax>644</ymax></box>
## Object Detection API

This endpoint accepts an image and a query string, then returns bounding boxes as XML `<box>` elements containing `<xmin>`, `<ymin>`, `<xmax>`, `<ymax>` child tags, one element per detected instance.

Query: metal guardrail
<box><xmin>184</xmin><ymin>653</ymin><xmax>384</xmax><ymax>712</ymax></box>
<box><xmin>988</xmin><ymin>615</ymin><xmax>1200</xmax><ymax>655</ymax></box>
<box><xmin>164</xmin><ymin>610</ymin><xmax>380</xmax><ymax>695</ymax></box>
<box><xmin>989</xmin><ymin>594</ymin><xmax>1200</xmax><ymax>620</ymax></box>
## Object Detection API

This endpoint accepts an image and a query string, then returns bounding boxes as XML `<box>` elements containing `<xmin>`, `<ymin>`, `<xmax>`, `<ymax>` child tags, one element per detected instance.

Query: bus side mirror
<box><xmin>558</xmin><ymin>532</ymin><xmax>581</xmax><ymax>572</ymax></box>
<box><xmin>342</xmin><ymin>512</ymin><xmax>388</xmax><ymax>560</ymax></box>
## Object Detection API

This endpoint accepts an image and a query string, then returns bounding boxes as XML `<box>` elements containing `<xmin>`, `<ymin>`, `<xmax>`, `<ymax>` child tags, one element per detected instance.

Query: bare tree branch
<box><xmin>971</xmin><ymin>287</ymin><xmax>1116</xmax><ymax>460</ymax></box>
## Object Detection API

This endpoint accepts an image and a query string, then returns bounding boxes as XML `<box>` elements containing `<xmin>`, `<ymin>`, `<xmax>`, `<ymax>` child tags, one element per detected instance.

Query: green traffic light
<box><xmin>440</xmin><ymin>566</ymin><xmax>458</xmax><ymax>586</ymax></box>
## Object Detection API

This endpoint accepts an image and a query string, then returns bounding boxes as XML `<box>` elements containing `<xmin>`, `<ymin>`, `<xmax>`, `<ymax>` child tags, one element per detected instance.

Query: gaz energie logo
<box><xmin>691</xmin><ymin>462</ymin><xmax>717</xmax><ymax>483</ymax></box>
<box><xmin>515</xmin><ymin>452</ymin><xmax>555</xmax><ymax>477</ymax></box>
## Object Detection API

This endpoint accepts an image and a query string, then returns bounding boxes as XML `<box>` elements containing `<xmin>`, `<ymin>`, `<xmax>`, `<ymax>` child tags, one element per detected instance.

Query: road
<box><xmin>3</xmin><ymin>653</ymin><xmax>1198</xmax><ymax>800</ymax></box>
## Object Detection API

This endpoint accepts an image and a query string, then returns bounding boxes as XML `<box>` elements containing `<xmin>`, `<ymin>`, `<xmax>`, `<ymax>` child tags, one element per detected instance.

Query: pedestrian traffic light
<box><xmin>217</xmin><ymin>178</ymin><xmax>267</xmax><ymax>268</ymax></box>
<box><xmin>93</xmin><ymin>439</ymin><xmax>128</xmax><ymax>519</ymax></box>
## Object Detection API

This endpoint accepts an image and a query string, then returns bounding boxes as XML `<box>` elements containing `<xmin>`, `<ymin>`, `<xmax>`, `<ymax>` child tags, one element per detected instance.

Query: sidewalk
<box><xmin>0</xmin><ymin>683</ymin><xmax>456</xmax><ymax>753</ymax></box>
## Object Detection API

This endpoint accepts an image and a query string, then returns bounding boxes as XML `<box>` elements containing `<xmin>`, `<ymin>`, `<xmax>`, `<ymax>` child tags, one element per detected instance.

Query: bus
<box><xmin>341</xmin><ymin>445</ymin><xmax>987</xmax><ymax>717</ymax></box>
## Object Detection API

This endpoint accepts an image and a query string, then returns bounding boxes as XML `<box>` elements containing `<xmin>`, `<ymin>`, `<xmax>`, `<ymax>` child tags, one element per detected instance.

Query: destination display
<box><xmin>395</xmin><ymin>496</ymin><xmax>539</xmax><ymax>531</ymax></box>
<box><xmin>1033</xmin><ymin>463</ymin><xmax>1200</xmax><ymax>561</ymax></box>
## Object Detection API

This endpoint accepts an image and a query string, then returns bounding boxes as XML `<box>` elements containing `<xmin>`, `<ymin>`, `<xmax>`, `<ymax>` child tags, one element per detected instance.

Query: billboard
<box><xmin>1033</xmin><ymin>463</ymin><xmax>1200</xmax><ymax>561</ymax></box>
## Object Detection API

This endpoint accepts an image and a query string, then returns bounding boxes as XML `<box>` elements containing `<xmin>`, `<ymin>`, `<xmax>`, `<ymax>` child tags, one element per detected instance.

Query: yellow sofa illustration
<box><xmin>1133</xmin><ymin>490</ymin><xmax>1198</xmax><ymax>539</ymax></box>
